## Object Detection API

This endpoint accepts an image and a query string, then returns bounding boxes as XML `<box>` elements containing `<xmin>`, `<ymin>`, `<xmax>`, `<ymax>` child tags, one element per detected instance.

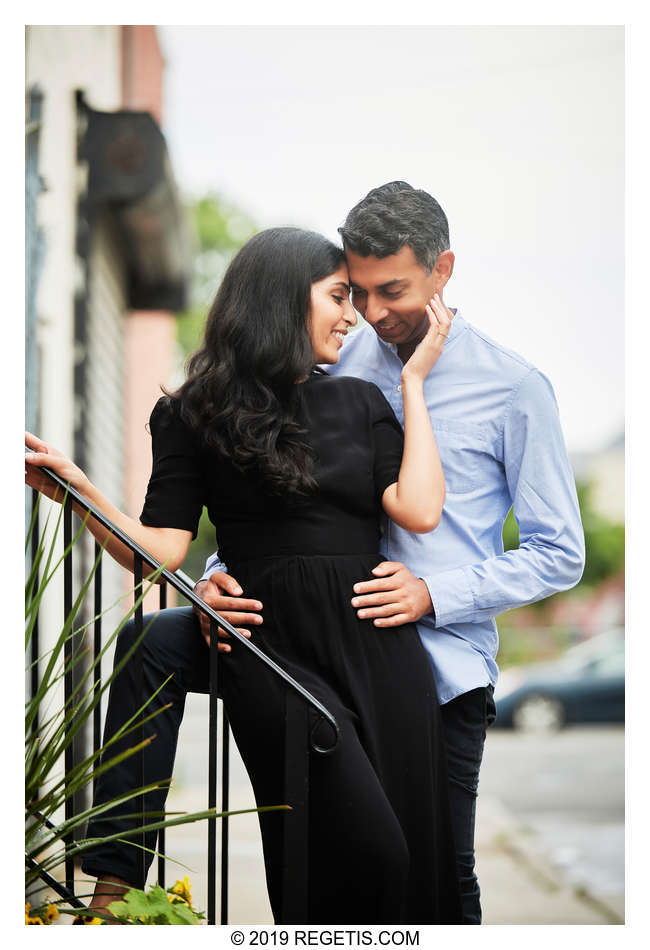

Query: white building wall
<box><xmin>25</xmin><ymin>28</ymin><xmax>126</xmax><ymax>799</ymax></box>
<box><xmin>26</xmin><ymin>26</ymin><xmax>122</xmax><ymax>459</ymax></box>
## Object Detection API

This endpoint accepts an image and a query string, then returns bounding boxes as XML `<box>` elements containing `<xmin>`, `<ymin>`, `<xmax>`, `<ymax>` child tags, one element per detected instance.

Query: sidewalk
<box><xmin>476</xmin><ymin>796</ymin><xmax>624</xmax><ymax>925</ymax></box>
<box><xmin>158</xmin><ymin>694</ymin><xmax>625</xmax><ymax>926</ymax></box>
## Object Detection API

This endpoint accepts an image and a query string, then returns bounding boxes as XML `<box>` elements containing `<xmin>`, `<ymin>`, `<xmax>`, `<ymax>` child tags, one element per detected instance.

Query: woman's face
<box><xmin>309</xmin><ymin>265</ymin><xmax>357</xmax><ymax>364</ymax></box>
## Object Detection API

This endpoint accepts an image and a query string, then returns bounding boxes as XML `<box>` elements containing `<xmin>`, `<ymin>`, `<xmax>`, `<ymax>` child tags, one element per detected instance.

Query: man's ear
<box><xmin>434</xmin><ymin>250</ymin><xmax>455</xmax><ymax>289</ymax></box>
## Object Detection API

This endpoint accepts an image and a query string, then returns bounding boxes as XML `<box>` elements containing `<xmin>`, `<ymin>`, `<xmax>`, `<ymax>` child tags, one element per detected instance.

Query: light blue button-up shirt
<box><xmin>202</xmin><ymin>310</ymin><xmax>585</xmax><ymax>704</ymax></box>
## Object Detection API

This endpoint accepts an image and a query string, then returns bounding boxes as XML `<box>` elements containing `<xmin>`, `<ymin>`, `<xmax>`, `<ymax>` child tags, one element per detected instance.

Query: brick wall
<box><xmin>121</xmin><ymin>25</ymin><xmax>165</xmax><ymax>124</ymax></box>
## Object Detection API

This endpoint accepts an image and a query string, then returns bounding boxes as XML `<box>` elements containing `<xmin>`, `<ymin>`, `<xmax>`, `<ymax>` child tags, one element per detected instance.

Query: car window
<box><xmin>585</xmin><ymin>650</ymin><xmax>625</xmax><ymax>677</ymax></box>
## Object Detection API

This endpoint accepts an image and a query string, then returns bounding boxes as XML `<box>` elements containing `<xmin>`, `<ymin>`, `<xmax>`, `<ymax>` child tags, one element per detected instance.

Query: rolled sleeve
<box><xmin>502</xmin><ymin>369</ymin><xmax>586</xmax><ymax>592</ymax></box>
<box><xmin>421</xmin><ymin>566</ymin><xmax>474</xmax><ymax>627</ymax></box>
<box><xmin>200</xmin><ymin>551</ymin><xmax>228</xmax><ymax>583</ymax></box>
<box><xmin>422</xmin><ymin>370</ymin><xmax>585</xmax><ymax>626</ymax></box>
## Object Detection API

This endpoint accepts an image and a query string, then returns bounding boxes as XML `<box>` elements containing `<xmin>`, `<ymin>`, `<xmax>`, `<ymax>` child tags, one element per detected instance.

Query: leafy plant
<box><xmin>25</xmin><ymin>492</ymin><xmax>281</xmax><ymax>923</ymax></box>
<box><xmin>106</xmin><ymin>876</ymin><xmax>205</xmax><ymax>925</ymax></box>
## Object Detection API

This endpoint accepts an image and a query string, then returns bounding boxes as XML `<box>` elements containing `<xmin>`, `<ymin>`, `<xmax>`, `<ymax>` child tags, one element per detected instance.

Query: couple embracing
<box><xmin>26</xmin><ymin>181</ymin><xmax>585</xmax><ymax>925</ymax></box>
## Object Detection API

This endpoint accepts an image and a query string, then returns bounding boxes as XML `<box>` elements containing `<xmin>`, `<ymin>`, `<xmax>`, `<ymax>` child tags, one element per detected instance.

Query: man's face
<box><xmin>346</xmin><ymin>246</ymin><xmax>452</xmax><ymax>348</ymax></box>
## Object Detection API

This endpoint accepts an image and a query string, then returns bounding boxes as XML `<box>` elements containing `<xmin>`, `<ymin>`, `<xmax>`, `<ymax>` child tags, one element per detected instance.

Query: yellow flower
<box><xmin>87</xmin><ymin>917</ymin><xmax>103</xmax><ymax>925</ymax></box>
<box><xmin>171</xmin><ymin>876</ymin><xmax>192</xmax><ymax>907</ymax></box>
<box><xmin>45</xmin><ymin>903</ymin><xmax>59</xmax><ymax>923</ymax></box>
<box><xmin>27</xmin><ymin>916</ymin><xmax>44</xmax><ymax>924</ymax></box>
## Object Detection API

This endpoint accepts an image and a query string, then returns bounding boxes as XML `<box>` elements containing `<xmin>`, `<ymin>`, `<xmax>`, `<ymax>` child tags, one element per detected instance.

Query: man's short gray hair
<box><xmin>338</xmin><ymin>181</ymin><xmax>450</xmax><ymax>273</ymax></box>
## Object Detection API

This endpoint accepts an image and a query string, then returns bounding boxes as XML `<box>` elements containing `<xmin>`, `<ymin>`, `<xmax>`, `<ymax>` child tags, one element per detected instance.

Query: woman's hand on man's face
<box><xmin>401</xmin><ymin>294</ymin><xmax>454</xmax><ymax>383</ymax></box>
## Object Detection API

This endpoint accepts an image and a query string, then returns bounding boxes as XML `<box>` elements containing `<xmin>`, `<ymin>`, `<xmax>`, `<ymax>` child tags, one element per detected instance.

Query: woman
<box><xmin>25</xmin><ymin>228</ymin><xmax>461</xmax><ymax>923</ymax></box>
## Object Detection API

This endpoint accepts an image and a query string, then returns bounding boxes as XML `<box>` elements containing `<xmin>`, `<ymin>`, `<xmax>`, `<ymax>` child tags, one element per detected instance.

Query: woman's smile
<box><xmin>309</xmin><ymin>264</ymin><xmax>356</xmax><ymax>363</ymax></box>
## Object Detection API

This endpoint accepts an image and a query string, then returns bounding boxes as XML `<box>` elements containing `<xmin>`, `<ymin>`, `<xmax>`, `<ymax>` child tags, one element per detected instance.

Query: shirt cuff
<box><xmin>199</xmin><ymin>552</ymin><xmax>227</xmax><ymax>584</ymax></box>
<box><xmin>421</xmin><ymin>566</ymin><xmax>475</xmax><ymax>628</ymax></box>
<box><xmin>415</xmin><ymin>576</ymin><xmax>436</xmax><ymax>625</ymax></box>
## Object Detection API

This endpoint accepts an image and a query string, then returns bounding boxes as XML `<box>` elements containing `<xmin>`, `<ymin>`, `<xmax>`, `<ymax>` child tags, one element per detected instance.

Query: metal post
<box><xmin>157</xmin><ymin>581</ymin><xmax>167</xmax><ymax>889</ymax></box>
<box><xmin>221</xmin><ymin>710</ymin><xmax>230</xmax><ymax>923</ymax></box>
<box><xmin>133</xmin><ymin>555</ymin><xmax>145</xmax><ymax>887</ymax></box>
<box><xmin>63</xmin><ymin>497</ymin><xmax>74</xmax><ymax>894</ymax></box>
<box><xmin>207</xmin><ymin>618</ymin><xmax>219</xmax><ymax>924</ymax></box>
<box><xmin>281</xmin><ymin>692</ymin><xmax>310</xmax><ymax>922</ymax></box>
<box><xmin>30</xmin><ymin>489</ymin><xmax>40</xmax><ymax>738</ymax></box>
<box><xmin>92</xmin><ymin>542</ymin><xmax>102</xmax><ymax>799</ymax></box>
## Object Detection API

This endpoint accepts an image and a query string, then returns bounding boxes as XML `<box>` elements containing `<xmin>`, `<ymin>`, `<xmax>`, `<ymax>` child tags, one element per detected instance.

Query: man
<box><xmin>197</xmin><ymin>181</ymin><xmax>585</xmax><ymax>923</ymax></box>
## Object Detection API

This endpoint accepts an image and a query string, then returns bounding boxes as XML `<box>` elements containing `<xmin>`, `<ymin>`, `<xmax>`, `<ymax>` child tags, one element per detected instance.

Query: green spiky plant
<box><xmin>25</xmin><ymin>492</ymin><xmax>281</xmax><ymax>924</ymax></box>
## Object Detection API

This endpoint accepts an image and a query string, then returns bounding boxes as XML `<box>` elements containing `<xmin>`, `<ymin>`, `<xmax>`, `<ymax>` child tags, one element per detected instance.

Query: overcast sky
<box><xmin>157</xmin><ymin>25</ymin><xmax>623</xmax><ymax>455</ymax></box>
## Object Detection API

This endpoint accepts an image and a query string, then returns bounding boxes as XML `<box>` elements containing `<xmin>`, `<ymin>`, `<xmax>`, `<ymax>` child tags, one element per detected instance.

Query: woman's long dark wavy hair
<box><xmin>169</xmin><ymin>227</ymin><xmax>346</xmax><ymax>497</ymax></box>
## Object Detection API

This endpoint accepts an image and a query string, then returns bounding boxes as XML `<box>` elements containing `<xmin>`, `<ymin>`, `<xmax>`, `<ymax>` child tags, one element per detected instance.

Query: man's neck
<box><xmin>395</xmin><ymin>307</ymin><xmax>459</xmax><ymax>363</ymax></box>
<box><xmin>397</xmin><ymin>340</ymin><xmax>421</xmax><ymax>364</ymax></box>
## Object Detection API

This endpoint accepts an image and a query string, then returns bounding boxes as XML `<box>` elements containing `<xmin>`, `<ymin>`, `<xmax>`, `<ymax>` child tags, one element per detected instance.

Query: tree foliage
<box><xmin>176</xmin><ymin>193</ymin><xmax>257</xmax><ymax>356</ymax></box>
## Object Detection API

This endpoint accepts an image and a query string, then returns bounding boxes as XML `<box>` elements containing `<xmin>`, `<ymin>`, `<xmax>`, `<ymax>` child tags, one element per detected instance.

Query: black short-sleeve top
<box><xmin>140</xmin><ymin>373</ymin><xmax>404</xmax><ymax>562</ymax></box>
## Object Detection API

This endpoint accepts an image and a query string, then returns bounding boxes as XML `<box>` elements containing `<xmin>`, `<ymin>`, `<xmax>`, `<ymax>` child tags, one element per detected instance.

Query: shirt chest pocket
<box><xmin>430</xmin><ymin>417</ymin><xmax>489</xmax><ymax>495</ymax></box>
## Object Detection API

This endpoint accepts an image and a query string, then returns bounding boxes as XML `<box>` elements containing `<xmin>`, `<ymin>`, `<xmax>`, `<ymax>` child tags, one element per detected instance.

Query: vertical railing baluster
<box><xmin>133</xmin><ymin>555</ymin><xmax>145</xmax><ymax>888</ymax></box>
<box><xmin>92</xmin><ymin>541</ymin><xmax>102</xmax><ymax>799</ymax></box>
<box><xmin>157</xmin><ymin>581</ymin><xmax>167</xmax><ymax>889</ymax></box>
<box><xmin>281</xmin><ymin>693</ymin><xmax>310</xmax><ymax>922</ymax></box>
<box><xmin>30</xmin><ymin>489</ymin><xmax>40</xmax><ymax>738</ymax></box>
<box><xmin>207</xmin><ymin>618</ymin><xmax>219</xmax><ymax>925</ymax></box>
<box><xmin>63</xmin><ymin>496</ymin><xmax>74</xmax><ymax>894</ymax></box>
<box><xmin>220</xmin><ymin>709</ymin><xmax>230</xmax><ymax>923</ymax></box>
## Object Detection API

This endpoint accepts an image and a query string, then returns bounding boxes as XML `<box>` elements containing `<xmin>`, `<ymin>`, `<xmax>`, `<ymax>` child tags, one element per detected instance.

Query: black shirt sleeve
<box><xmin>367</xmin><ymin>382</ymin><xmax>404</xmax><ymax>504</ymax></box>
<box><xmin>140</xmin><ymin>397</ymin><xmax>205</xmax><ymax>539</ymax></box>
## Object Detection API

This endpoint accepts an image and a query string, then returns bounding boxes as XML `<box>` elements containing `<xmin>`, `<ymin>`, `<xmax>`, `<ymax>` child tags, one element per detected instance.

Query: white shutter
<box><xmin>85</xmin><ymin>209</ymin><xmax>129</xmax><ymax>631</ymax></box>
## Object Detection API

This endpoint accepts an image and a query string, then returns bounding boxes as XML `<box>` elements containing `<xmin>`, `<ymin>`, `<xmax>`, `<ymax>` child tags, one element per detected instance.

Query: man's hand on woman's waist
<box><xmin>351</xmin><ymin>561</ymin><xmax>435</xmax><ymax>627</ymax></box>
<box><xmin>193</xmin><ymin>572</ymin><xmax>263</xmax><ymax>650</ymax></box>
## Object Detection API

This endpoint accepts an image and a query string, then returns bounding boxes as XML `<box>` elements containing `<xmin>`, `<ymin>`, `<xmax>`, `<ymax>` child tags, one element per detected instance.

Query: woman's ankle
<box><xmin>88</xmin><ymin>875</ymin><xmax>131</xmax><ymax>923</ymax></box>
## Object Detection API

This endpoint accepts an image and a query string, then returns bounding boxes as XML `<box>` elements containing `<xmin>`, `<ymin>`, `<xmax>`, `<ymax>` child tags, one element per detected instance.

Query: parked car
<box><xmin>493</xmin><ymin>629</ymin><xmax>625</xmax><ymax>731</ymax></box>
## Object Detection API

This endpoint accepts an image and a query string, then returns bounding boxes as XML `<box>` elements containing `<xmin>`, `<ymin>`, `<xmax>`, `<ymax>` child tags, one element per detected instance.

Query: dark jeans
<box><xmin>81</xmin><ymin>609</ymin><xmax>210</xmax><ymax>889</ymax></box>
<box><xmin>440</xmin><ymin>684</ymin><xmax>496</xmax><ymax>925</ymax></box>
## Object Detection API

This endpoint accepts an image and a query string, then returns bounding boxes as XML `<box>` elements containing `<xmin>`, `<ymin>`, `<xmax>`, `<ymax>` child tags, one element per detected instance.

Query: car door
<box><xmin>578</xmin><ymin>647</ymin><xmax>625</xmax><ymax>723</ymax></box>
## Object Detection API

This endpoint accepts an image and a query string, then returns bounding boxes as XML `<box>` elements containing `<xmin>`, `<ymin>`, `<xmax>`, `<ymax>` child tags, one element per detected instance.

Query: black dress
<box><xmin>140</xmin><ymin>372</ymin><xmax>462</xmax><ymax>924</ymax></box>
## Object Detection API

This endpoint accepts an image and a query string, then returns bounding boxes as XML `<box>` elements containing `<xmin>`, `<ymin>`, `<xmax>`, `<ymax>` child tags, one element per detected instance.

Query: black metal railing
<box><xmin>27</xmin><ymin>467</ymin><xmax>340</xmax><ymax>924</ymax></box>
